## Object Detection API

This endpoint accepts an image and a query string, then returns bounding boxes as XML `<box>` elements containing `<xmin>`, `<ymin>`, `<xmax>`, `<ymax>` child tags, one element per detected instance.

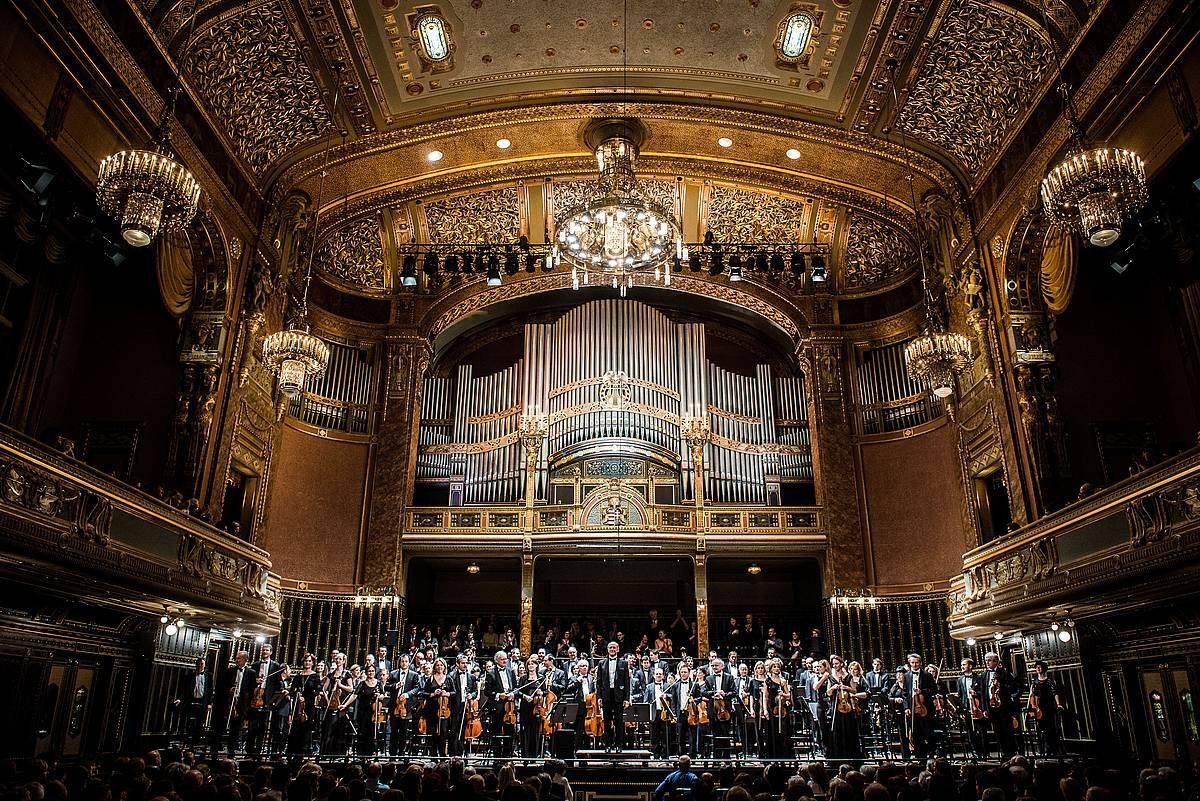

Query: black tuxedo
<box><xmin>864</xmin><ymin>670</ymin><xmax>890</xmax><ymax>694</ymax></box>
<box><xmin>254</xmin><ymin>659</ymin><xmax>282</xmax><ymax>697</ymax></box>
<box><xmin>669</xmin><ymin>678</ymin><xmax>704</xmax><ymax>755</ymax></box>
<box><xmin>485</xmin><ymin>665</ymin><xmax>518</xmax><ymax>755</ymax></box>
<box><xmin>444</xmin><ymin>669</ymin><xmax>479</xmax><ymax>755</ymax></box>
<box><xmin>901</xmin><ymin>669</ymin><xmax>939</xmax><ymax>758</ymax></box>
<box><xmin>178</xmin><ymin>669</ymin><xmax>212</xmax><ymax>743</ymax></box>
<box><xmin>212</xmin><ymin>664</ymin><xmax>257</xmax><ymax>752</ymax></box>
<box><xmin>595</xmin><ymin>656</ymin><xmax>632</xmax><ymax>747</ymax></box>
<box><xmin>388</xmin><ymin>667</ymin><xmax>421</xmax><ymax>755</ymax></box>
<box><xmin>982</xmin><ymin>665</ymin><xmax>1019</xmax><ymax>756</ymax></box>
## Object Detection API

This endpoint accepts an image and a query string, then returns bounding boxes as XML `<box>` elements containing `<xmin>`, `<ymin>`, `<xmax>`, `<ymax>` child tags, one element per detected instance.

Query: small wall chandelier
<box><xmin>1040</xmin><ymin>84</ymin><xmax>1147</xmax><ymax>247</ymax></box>
<box><xmin>96</xmin><ymin>0</ymin><xmax>201</xmax><ymax>247</ymax></box>
<box><xmin>554</xmin><ymin>118</ymin><xmax>680</xmax><ymax>297</ymax></box>
<box><xmin>902</xmin><ymin>177</ymin><xmax>972</xmax><ymax>397</ymax></box>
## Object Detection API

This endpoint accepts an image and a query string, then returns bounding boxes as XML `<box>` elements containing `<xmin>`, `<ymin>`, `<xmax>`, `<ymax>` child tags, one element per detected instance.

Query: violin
<box><xmin>251</xmin><ymin>683</ymin><xmax>266</xmax><ymax>710</ymax></box>
<box><xmin>541</xmin><ymin>689</ymin><xmax>559</xmax><ymax>736</ymax></box>
<box><xmin>582</xmin><ymin>691</ymin><xmax>605</xmax><ymax>738</ymax></box>
<box><xmin>912</xmin><ymin>688</ymin><xmax>929</xmax><ymax>718</ymax></box>
<box><xmin>393</xmin><ymin>689</ymin><xmax>408</xmax><ymax>718</ymax></box>
<box><xmin>328</xmin><ymin>682</ymin><xmax>344</xmax><ymax>711</ymax></box>
<box><xmin>1029</xmin><ymin>692</ymin><xmax>1043</xmax><ymax>720</ymax></box>
<box><xmin>417</xmin><ymin>698</ymin><xmax>428</xmax><ymax>735</ymax></box>
<box><xmin>373</xmin><ymin>696</ymin><xmax>387</xmax><ymax>725</ymax></box>
<box><xmin>969</xmin><ymin>687</ymin><xmax>988</xmax><ymax>720</ymax></box>
<box><xmin>295</xmin><ymin>695</ymin><xmax>307</xmax><ymax>724</ymax></box>
<box><xmin>686</xmin><ymin>686</ymin><xmax>709</xmax><ymax>726</ymax></box>
<box><xmin>714</xmin><ymin>693</ymin><xmax>731</xmax><ymax>722</ymax></box>
<box><xmin>836</xmin><ymin>686</ymin><xmax>853</xmax><ymax>714</ymax></box>
<box><xmin>437</xmin><ymin>692</ymin><xmax>451</xmax><ymax>719</ymax></box>
<box><xmin>990</xmin><ymin>674</ymin><xmax>1003</xmax><ymax>708</ymax></box>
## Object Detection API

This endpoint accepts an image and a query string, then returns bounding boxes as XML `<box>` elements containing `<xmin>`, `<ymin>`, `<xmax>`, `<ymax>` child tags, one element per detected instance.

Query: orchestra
<box><xmin>180</xmin><ymin>637</ymin><xmax>1074</xmax><ymax>762</ymax></box>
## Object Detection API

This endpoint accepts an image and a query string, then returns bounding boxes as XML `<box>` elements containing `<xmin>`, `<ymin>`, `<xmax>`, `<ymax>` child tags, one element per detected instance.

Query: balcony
<box><xmin>0</xmin><ymin>426</ymin><xmax>280</xmax><ymax>629</ymax></box>
<box><xmin>948</xmin><ymin>445</ymin><xmax>1200</xmax><ymax>637</ymax></box>
<box><xmin>402</xmin><ymin>502</ymin><xmax>823</xmax><ymax>553</ymax></box>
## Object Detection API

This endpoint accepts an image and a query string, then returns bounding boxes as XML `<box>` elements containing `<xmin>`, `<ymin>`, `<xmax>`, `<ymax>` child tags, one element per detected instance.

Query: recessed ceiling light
<box><xmin>717</xmin><ymin>137</ymin><xmax>733</xmax><ymax>148</ymax></box>
<box><xmin>496</xmin><ymin>138</ymin><xmax>512</xmax><ymax>149</ymax></box>
<box><xmin>786</xmin><ymin>148</ymin><xmax>801</xmax><ymax>160</ymax></box>
<box><xmin>427</xmin><ymin>149</ymin><xmax>444</xmax><ymax>162</ymax></box>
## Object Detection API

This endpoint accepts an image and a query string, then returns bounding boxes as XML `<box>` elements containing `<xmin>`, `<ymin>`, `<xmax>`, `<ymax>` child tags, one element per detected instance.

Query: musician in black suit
<box><xmin>983</xmin><ymin>651</ymin><xmax>1020</xmax><ymax>758</ymax></box>
<box><xmin>705</xmin><ymin>658</ymin><xmax>734</xmax><ymax>755</ymax></box>
<box><xmin>174</xmin><ymin>656</ymin><xmax>212</xmax><ymax>746</ymax></box>
<box><xmin>446</xmin><ymin>653</ymin><xmax>479</xmax><ymax>756</ymax></box>
<box><xmin>642</xmin><ymin>666</ymin><xmax>674</xmax><ymax>756</ymax></box>
<box><xmin>956</xmin><ymin>657</ymin><xmax>986</xmax><ymax>757</ymax></box>
<box><xmin>485</xmin><ymin>650</ymin><xmax>519</xmax><ymax>756</ymax></box>
<box><xmin>595</xmin><ymin>642</ymin><xmax>632</xmax><ymax>750</ymax></box>
<box><xmin>670</xmin><ymin>663</ymin><xmax>703</xmax><ymax>756</ymax></box>
<box><xmin>388</xmin><ymin>652</ymin><xmax>421</xmax><ymax>755</ymax></box>
<box><xmin>212</xmin><ymin>650</ymin><xmax>257</xmax><ymax>754</ymax></box>
<box><xmin>246</xmin><ymin>643</ymin><xmax>280</xmax><ymax>755</ymax></box>
<box><xmin>901</xmin><ymin>653</ymin><xmax>939</xmax><ymax>759</ymax></box>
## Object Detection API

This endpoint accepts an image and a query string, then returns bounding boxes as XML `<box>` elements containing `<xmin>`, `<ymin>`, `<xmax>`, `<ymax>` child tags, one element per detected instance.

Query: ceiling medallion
<box><xmin>552</xmin><ymin>118</ymin><xmax>680</xmax><ymax>297</ymax></box>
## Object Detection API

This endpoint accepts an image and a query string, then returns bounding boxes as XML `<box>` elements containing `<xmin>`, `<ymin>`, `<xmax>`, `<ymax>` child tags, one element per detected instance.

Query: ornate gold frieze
<box><xmin>467</xmin><ymin>402</ymin><xmax>522</xmax><ymax>426</ymax></box>
<box><xmin>316</xmin><ymin>216</ymin><xmax>387</xmax><ymax>292</ymax></box>
<box><xmin>896</xmin><ymin>0</ymin><xmax>1053</xmax><ymax>174</ymax></box>
<box><xmin>841</xmin><ymin>212</ymin><xmax>917</xmax><ymax>290</ymax></box>
<box><xmin>704</xmin><ymin>184</ymin><xmax>810</xmax><ymax>243</ymax></box>
<box><xmin>707</xmin><ymin>405</ymin><xmax>763</xmax><ymax>425</ymax></box>
<box><xmin>182</xmin><ymin>2</ymin><xmax>332</xmax><ymax>174</ymax></box>
<box><xmin>423</xmin><ymin>186</ymin><xmax>522</xmax><ymax>244</ymax></box>
<box><xmin>546</xmin><ymin>376</ymin><xmax>681</xmax><ymax>402</ymax></box>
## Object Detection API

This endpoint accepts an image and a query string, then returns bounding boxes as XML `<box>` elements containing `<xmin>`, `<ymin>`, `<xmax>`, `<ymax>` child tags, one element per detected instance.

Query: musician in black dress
<box><xmin>287</xmin><ymin>654</ymin><xmax>320</xmax><ymax>755</ymax></box>
<box><xmin>340</xmin><ymin>663</ymin><xmax>383</xmax><ymax>755</ymax></box>
<box><xmin>826</xmin><ymin>657</ymin><xmax>867</xmax><ymax>759</ymax></box>
<box><xmin>269</xmin><ymin>664</ymin><xmax>293</xmax><ymax>753</ymax></box>
<box><xmin>420</xmin><ymin>657</ymin><xmax>455</xmax><ymax>757</ymax></box>
<box><xmin>1028</xmin><ymin>660</ymin><xmax>1065</xmax><ymax>755</ymax></box>
<box><xmin>763</xmin><ymin>658</ymin><xmax>793</xmax><ymax>758</ymax></box>
<box><xmin>519</xmin><ymin>656</ymin><xmax>546</xmax><ymax>757</ymax></box>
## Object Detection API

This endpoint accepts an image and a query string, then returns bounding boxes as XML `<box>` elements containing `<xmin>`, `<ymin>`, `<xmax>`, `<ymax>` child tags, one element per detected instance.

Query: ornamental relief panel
<box><xmin>549</xmin><ymin>179</ymin><xmax>678</xmax><ymax>219</ymax></box>
<box><xmin>705</xmin><ymin>185</ymin><xmax>811</xmax><ymax>243</ymax></box>
<box><xmin>182</xmin><ymin>2</ymin><xmax>332</xmax><ymax>174</ymax></box>
<box><xmin>423</xmin><ymin>186</ymin><xmax>521</xmax><ymax>244</ymax></box>
<box><xmin>842</xmin><ymin>213</ymin><xmax>917</xmax><ymax>290</ymax></box>
<box><xmin>896</xmin><ymin>0</ymin><xmax>1054</xmax><ymax>174</ymax></box>
<box><xmin>316</xmin><ymin>216</ymin><xmax>387</xmax><ymax>291</ymax></box>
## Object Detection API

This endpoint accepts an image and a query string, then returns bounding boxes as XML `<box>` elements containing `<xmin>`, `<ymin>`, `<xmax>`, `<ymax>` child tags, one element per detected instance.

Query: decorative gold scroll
<box><xmin>467</xmin><ymin>402</ymin><xmax>523</xmax><ymax>426</ymax></box>
<box><xmin>707</xmin><ymin>404</ymin><xmax>762</xmax><ymax>425</ymax></box>
<box><xmin>546</xmin><ymin>375</ymin><xmax>681</xmax><ymax>401</ymax></box>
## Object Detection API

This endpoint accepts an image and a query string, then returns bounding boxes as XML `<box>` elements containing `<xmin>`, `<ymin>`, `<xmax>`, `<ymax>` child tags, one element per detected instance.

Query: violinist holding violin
<box><xmin>956</xmin><ymin>657</ymin><xmax>986</xmax><ymax>758</ymax></box>
<box><xmin>902</xmin><ymin>653</ymin><xmax>939</xmax><ymax>759</ymax></box>
<box><xmin>441</xmin><ymin>653</ymin><xmax>478</xmax><ymax>756</ymax></box>
<box><xmin>705</xmin><ymin>658</ymin><xmax>733</xmax><ymax>756</ymax></box>
<box><xmin>520</xmin><ymin>655</ymin><xmax>546</xmax><ymax>757</ymax></box>
<box><xmin>983</xmin><ymin>651</ymin><xmax>1019</xmax><ymax>758</ymax></box>
<box><xmin>826</xmin><ymin>657</ymin><xmax>866</xmax><ymax>759</ymax></box>
<box><xmin>642</xmin><ymin>666</ymin><xmax>673</xmax><ymax>756</ymax></box>
<box><xmin>387</xmin><ymin>652</ymin><xmax>420</xmax><ymax>756</ymax></box>
<box><xmin>485</xmin><ymin>650</ymin><xmax>519</xmax><ymax>756</ymax></box>
<box><xmin>1029</xmin><ymin>659</ymin><xmax>1065</xmax><ymax>755</ymax></box>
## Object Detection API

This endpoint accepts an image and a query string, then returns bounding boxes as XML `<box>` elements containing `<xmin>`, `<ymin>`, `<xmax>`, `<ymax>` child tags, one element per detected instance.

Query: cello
<box><xmin>463</xmin><ymin>688</ymin><xmax>483</xmax><ymax>740</ymax></box>
<box><xmin>540</xmin><ymin>688</ymin><xmax>559</xmax><ymax>736</ymax></box>
<box><xmin>582</xmin><ymin>689</ymin><xmax>605</xmax><ymax>739</ymax></box>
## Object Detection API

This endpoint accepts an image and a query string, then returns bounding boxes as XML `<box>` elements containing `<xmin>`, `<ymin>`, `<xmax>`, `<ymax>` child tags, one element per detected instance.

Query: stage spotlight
<box><xmin>728</xmin><ymin>252</ymin><xmax>743</xmax><ymax>282</ymax></box>
<box><xmin>811</xmin><ymin>253</ymin><xmax>827</xmax><ymax>282</ymax></box>
<box><xmin>18</xmin><ymin>156</ymin><xmax>55</xmax><ymax>196</ymax></box>
<box><xmin>542</xmin><ymin>253</ymin><xmax>554</xmax><ymax>272</ymax></box>
<box><xmin>160</xmin><ymin>613</ymin><xmax>170</xmax><ymax>624</ymax></box>
<box><xmin>400</xmin><ymin>254</ymin><xmax>418</xmax><ymax>287</ymax></box>
<box><xmin>709</xmin><ymin>248</ymin><xmax>724</xmax><ymax>276</ymax></box>
<box><xmin>703</xmin><ymin>230</ymin><xmax>715</xmax><ymax>246</ymax></box>
<box><xmin>504</xmin><ymin>249</ymin><xmax>519</xmax><ymax>275</ymax></box>
<box><xmin>1050</xmin><ymin>621</ymin><xmax>1060</xmax><ymax>631</ymax></box>
<box><xmin>790</xmin><ymin>251</ymin><xmax>805</xmax><ymax>276</ymax></box>
<box><xmin>487</xmin><ymin>253</ymin><xmax>502</xmax><ymax>286</ymax></box>
<box><xmin>770</xmin><ymin>251</ymin><xmax>785</xmax><ymax>273</ymax></box>
<box><xmin>443</xmin><ymin>254</ymin><xmax>459</xmax><ymax>273</ymax></box>
<box><xmin>755</xmin><ymin>249</ymin><xmax>769</xmax><ymax>273</ymax></box>
<box><xmin>423</xmin><ymin>251</ymin><xmax>439</xmax><ymax>276</ymax></box>
<box><xmin>526</xmin><ymin>252</ymin><xmax>538</xmax><ymax>272</ymax></box>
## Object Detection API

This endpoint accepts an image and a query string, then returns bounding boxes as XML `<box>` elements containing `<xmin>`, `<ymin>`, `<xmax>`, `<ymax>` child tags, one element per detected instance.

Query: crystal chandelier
<box><xmin>97</xmin><ymin>88</ymin><xmax>201</xmax><ymax>247</ymax></box>
<box><xmin>553</xmin><ymin>119</ymin><xmax>680</xmax><ymax>297</ymax></box>
<box><xmin>901</xmin><ymin>176</ymin><xmax>972</xmax><ymax>397</ymax></box>
<box><xmin>1040</xmin><ymin>67</ymin><xmax>1146</xmax><ymax>247</ymax></box>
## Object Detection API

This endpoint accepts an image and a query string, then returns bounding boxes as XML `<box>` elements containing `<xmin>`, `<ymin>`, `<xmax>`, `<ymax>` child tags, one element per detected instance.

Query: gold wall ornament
<box><xmin>316</xmin><ymin>216</ymin><xmax>387</xmax><ymax>291</ymax></box>
<box><xmin>897</xmin><ymin>0</ymin><xmax>1054</xmax><ymax>174</ymax></box>
<box><xmin>422</xmin><ymin>186</ymin><xmax>521</xmax><ymax>244</ymax></box>
<box><xmin>841</xmin><ymin>212</ymin><xmax>917</xmax><ymax>290</ymax></box>
<box><xmin>704</xmin><ymin>184</ymin><xmax>810</xmax><ymax>243</ymax></box>
<box><xmin>182</xmin><ymin>2</ymin><xmax>332</xmax><ymax>174</ymax></box>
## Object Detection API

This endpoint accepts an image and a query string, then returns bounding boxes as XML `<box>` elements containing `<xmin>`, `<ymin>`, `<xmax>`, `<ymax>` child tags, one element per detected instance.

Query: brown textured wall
<box><xmin>260</xmin><ymin>423</ymin><xmax>369</xmax><ymax>586</ymax></box>
<box><xmin>858</xmin><ymin>419</ymin><xmax>966</xmax><ymax>588</ymax></box>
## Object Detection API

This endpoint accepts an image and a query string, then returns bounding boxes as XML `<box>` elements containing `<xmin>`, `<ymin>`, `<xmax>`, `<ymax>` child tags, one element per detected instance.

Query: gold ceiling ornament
<box><xmin>553</xmin><ymin>118</ymin><xmax>681</xmax><ymax>296</ymax></box>
<box><xmin>902</xmin><ymin>175</ymin><xmax>973</xmax><ymax>398</ymax></box>
<box><xmin>96</xmin><ymin>0</ymin><xmax>201</xmax><ymax>247</ymax></box>
<box><xmin>1040</xmin><ymin>83</ymin><xmax>1147</xmax><ymax>247</ymax></box>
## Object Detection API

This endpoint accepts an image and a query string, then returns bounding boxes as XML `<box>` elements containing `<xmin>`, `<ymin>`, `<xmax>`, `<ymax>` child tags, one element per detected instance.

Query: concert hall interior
<box><xmin>3</xmin><ymin>0</ymin><xmax>1200</xmax><ymax>782</ymax></box>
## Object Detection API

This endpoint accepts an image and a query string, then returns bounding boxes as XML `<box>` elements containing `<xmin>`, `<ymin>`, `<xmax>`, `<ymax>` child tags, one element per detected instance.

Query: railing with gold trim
<box><xmin>949</xmin><ymin>446</ymin><xmax>1200</xmax><ymax>636</ymax></box>
<box><xmin>0</xmin><ymin>426</ymin><xmax>280</xmax><ymax>627</ymax></box>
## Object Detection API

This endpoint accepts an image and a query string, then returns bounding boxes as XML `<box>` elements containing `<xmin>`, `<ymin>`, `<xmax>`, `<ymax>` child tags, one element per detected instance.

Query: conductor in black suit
<box><xmin>174</xmin><ymin>656</ymin><xmax>212</xmax><ymax>745</ymax></box>
<box><xmin>595</xmin><ymin>641</ymin><xmax>631</xmax><ymax>750</ymax></box>
<box><xmin>213</xmin><ymin>650</ymin><xmax>257</xmax><ymax>754</ymax></box>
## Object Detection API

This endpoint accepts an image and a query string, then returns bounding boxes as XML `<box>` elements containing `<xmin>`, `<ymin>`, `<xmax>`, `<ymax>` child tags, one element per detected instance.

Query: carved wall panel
<box><xmin>183</xmin><ymin>3</ymin><xmax>332</xmax><ymax>174</ymax></box>
<box><xmin>549</xmin><ymin>179</ymin><xmax>677</xmax><ymax>219</ymax></box>
<box><xmin>316</xmin><ymin>216</ymin><xmax>387</xmax><ymax>291</ymax></box>
<box><xmin>842</xmin><ymin>212</ymin><xmax>917</xmax><ymax>290</ymax></box>
<box><xmin>897</xmin><ymin>0</ymin><xmax>1053</xmax><ymax>174</ymax></box>
<box><xmin>705</xmin><ymin>184</ymin><xmax>811</xmax><ymax>243</ymax></box>
<box><xmin>423</xmin><ymin>187</ymin><xmax>521</xmax><ymax>244</ymax></box>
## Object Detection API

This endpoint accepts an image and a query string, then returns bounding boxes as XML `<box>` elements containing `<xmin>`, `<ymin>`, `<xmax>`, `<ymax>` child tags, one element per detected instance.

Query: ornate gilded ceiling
<box><xmin>895</xmin><ymin>0</ymin><xmax>1055</xmax><ymax>175</ymax></box>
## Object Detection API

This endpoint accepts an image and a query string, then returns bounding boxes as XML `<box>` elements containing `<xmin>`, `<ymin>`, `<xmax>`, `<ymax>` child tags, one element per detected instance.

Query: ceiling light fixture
<box><xmin>786</xmin><ymin>148</ymin><xmax>801</xmax><ymax>160</ymax></box>
<box><xmin>466</xmin><ymin>562</ymin><xmax>481</xmax><ymax>575</ymax></box>
<box><xmin>95</xmin><ymin>0</ymin><xmax>201</xmax><ymax>247</ymax></box>
<box><xmin>746</xmin><ymin>563</ymin><xmax>762</xmax><ymax>575</ymax></box>
<box><xmin>427</xmin><ymin>149</ymin><xmax>444</xmax><ymax>162</ymax></box>
<box><xmin>1038</xmin><ymin>0</ymin><xmax>1146</xmax><ymax>248</ymax></box>
<box><xmin>965</xmin><ymin>637</ymin><xmax>977</xmax><ymax>647</ymax></box>
<box><xmin>1058</xmin><ymin>629</ymin><xmax>1073</xmax><ymax>642</ymax></box>
<box><xmin>496</xmin><ymin>138</ymin><xmax>512</xmax><ymax>149</ymax></box>
<box><xmin>717</xmin><ymin>137</ymin><xmax>734</xmax><ymax>148</ymax></box>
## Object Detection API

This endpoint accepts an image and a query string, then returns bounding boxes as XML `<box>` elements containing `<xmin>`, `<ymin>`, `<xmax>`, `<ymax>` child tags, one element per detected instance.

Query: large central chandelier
<box><xmin>553</xmin><ymin>119</ymin><xmax>679</xmax><ymax>296</ymax></box>
<box><xmin>1040</xmin><ymin>75</ymin><xmax>1146</xmax><ymax>247</ymax></box>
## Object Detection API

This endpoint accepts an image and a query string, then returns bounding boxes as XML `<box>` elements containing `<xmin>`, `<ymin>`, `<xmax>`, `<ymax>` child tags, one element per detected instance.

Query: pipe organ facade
<box><xmin>417</xmin><ymin>299</ymin><xmax>812</xmax><ymax>506</ymax></box>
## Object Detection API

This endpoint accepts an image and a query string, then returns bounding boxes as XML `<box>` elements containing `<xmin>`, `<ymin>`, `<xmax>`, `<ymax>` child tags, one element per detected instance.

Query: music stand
<box><xmin>626</xmin><ymin>702</ymin><xmax>652</xmax><ymax>724</ymax></box>
<box><xmin>553</xmin><ymin>702</ymin><xmax>580</xmax><ymax>728</ymax></box>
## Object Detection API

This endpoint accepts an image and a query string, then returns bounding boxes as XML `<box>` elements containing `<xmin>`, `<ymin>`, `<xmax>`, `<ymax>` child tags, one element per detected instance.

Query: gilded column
<box><xmin>363</xmin><ymin>334</ymin><xmax>431</xmax><ymax>587</ymax></box>
<box><xmin>520</xmin><ymin>546</ymin><xmax>534</xmax><ymax>654</ymax></box>
<box><xmin>694</xmin><ymin>552</ymin><xmax>709</xmax><ymax>656</ymax></box>
<box><xmin>681</xmin><ymin>415</ymin><xmax>711</xmax><ymax>654</ymax></box>
<box><xmin>518</xmin><ymin>413</ymin><xmax>549</xmax><ymax>508</ymax></box>
<box><xmin>799</xmin><ymin>335</ymin><xmax>867</xmax><ymax>590</ymax></box>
